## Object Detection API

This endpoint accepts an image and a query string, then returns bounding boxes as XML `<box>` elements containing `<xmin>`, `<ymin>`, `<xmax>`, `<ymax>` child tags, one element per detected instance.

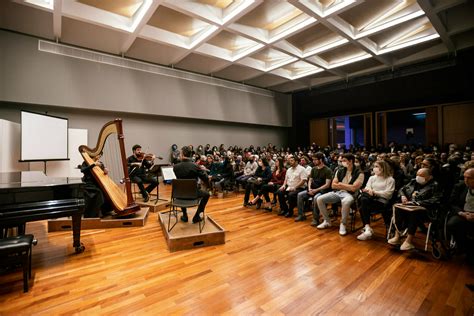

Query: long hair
<box><xmin>276</xmin><ymin>157</ymin><xmax>284</xmax><ymax>171</ymax></box>
<box><xmin>375</xmin><ymin>160</ymin><xmax>392</xmax><ymax>178</ymax></box>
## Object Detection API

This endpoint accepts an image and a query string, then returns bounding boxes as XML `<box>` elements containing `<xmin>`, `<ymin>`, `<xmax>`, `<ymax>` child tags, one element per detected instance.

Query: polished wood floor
<box><xmin>1</xmin><ymin>186</ymin><xmax>473</xmax><ymax>315</ymax></box>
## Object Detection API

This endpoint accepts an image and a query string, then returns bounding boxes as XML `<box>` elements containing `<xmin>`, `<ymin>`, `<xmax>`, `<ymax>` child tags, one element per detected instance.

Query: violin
<box><xmin>136</xmin><ymin>152</ymin><xmax>163</xmax><ymax>161</ymax></box>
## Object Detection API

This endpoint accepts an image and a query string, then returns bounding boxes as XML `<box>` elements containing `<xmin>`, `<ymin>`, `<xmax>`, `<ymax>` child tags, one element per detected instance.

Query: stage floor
<box><xmin>158</xmin><ymin>209</ymin><xmax>225</xmax><ymax>252</ymax></box>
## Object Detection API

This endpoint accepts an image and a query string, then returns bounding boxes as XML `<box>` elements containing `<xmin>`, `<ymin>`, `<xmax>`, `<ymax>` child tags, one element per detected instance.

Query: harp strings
<box><xmin>102</xmin><ymin>135</ymin><xmax>124</xmax><ymax>185</ymax></box>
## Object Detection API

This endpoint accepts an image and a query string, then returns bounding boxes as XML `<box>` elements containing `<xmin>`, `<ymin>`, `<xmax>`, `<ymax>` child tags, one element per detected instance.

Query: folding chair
<box><xmin>167</xmin><ymin>179</ymin><xmax>203</xmax><ymax>233</ymax></box>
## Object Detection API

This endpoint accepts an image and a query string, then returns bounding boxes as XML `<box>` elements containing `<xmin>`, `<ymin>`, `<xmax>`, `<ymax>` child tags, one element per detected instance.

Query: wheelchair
<box><xmin>387</xmin><ymin>203</ymin><xmax>456</xmax><ymax>259</ymax></box>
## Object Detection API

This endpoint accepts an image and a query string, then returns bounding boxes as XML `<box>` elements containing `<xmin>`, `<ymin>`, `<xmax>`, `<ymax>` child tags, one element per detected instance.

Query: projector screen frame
<box><xmin>19</xmin><ymin>110</ymin><xmax>70</xmax><ymax>162</ymax></box>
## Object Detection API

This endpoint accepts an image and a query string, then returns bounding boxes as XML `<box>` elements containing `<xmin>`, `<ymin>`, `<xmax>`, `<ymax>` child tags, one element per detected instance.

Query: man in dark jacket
<box><xmin>388</xmin><ymin>168</ymin><xmax>442</xmax><ymax>251</ymax></box>
<box><xmin>447</xmin><ymin>167</ymin><xmax>474</xmax><ymax>263</ymax></box>
<box><xmin>173</xmin><ymin>146</ymin><xmax>210</xmax><ymax>223</ymax></box>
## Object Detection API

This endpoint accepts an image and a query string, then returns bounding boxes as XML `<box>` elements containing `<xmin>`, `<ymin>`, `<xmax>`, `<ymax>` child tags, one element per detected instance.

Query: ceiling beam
<box><xmin>289</xmin><ymin>0</ymin><xmax>394</xmax><ymax>67</ymax></box>
<box><xmin>53</xmin><ymin>0</ymin><xmax>62</xmax><ymax>40</ymax></box>
<box><xmin>165</xmin><ymin>0</ymin><xmax>263</xmax><ymax>65</ymax></box>
<box><xmin>417</xmin><ymin>0</ymin><xmax>455</xmax><ymax>51</ymax></box>
<box><xmin>432</xmin><ymin>0</ymin><xmax>466</xmax><ymax>13</ymax></box>
<box><xmin>120</xmin><ymin>0</ymin><xmax>162</xmax><ymax>54</ymax></box>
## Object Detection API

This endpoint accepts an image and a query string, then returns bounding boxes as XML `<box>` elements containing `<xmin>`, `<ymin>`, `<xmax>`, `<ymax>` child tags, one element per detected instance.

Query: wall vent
<box><xmin>38</xmin><ymin>40</ymin><xmax>274</xmax><ymax>98</ymax></box>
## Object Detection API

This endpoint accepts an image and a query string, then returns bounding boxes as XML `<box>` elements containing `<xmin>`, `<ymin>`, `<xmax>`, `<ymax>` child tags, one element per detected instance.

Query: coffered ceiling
<box><xmin>1</xmin><ymin>0</ymin><xmax>473</xmax><ymax>93</ymax></box>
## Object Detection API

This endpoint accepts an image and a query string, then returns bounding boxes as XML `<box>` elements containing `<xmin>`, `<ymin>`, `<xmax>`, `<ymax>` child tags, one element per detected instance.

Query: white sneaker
<box><xmin>317</xmin><ymin>220</ymin><xmax>331</xmax><ymax>229</ymax></box>
<box><xmin>400</xmin><ymin>241</ymin><xmax>415</xmax><ymax>251</ymax></box>
<box><xmin>339</xmin><ymin>223</ymin><xmax>347</xmax><ymax>236</ymax></box>
<box><xmin>357</xmin><ymin>229</ymin><xmax>373</xmax><ymax>241</ymax></box>
<box><xmin>387</xmin><ymin>236</ymin><xmax>401</xmax><ymax>245</ymax></box>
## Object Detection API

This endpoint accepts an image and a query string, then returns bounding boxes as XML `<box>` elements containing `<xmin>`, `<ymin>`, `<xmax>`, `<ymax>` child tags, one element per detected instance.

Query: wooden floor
<box><xmin>1</xmin><ymin>185</ymin><xmax>473</xmax><ymax>315</ymax></box>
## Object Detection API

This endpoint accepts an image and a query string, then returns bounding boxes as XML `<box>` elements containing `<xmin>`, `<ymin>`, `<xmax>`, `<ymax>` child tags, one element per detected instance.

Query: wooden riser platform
<box><xmin>47</xmin><ymin>207</ymin><xmax>149</xmax><ymax>232</ymax></box>
<box><xmin>134</xmin><ymin>196</ymin><xmax>169</xmax><ymax>212</ymax></box>
<box><xmin>158</xmin><ymin>210</ymin><xmax>225</xmax><ymax>252</ymax></box>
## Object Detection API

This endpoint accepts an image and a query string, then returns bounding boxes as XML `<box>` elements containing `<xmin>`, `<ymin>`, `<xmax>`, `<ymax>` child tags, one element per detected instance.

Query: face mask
<box><xmin>337</xmin><ymin>161</ymin><xmax>343</xmax><ymax>166</ymax></box>
<box><xmin>342</xmin><ymin>161</ymin><xmax>348</xmax><ymax>168</ymax></box>
<box><xmin>258</xmin><ymin>162</ymin><xmax>263</xmax><ymax>167</ymax></box>
<box><xmin>354</xmin><ymin>162</ymin><xmax>360</xmax><ymax>167</ymax></box>
<box><xmin>373</xmin><ymin>167</ymin><xmax>381</xmax><ymax>175</ymax></box>
<box><xmin>416</xmin><ymin>176</ymin><xmax>426</xmax><ymax>185</ymax></box>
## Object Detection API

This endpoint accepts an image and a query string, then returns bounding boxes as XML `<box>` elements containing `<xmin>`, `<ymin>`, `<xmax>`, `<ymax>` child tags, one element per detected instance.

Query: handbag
<box><xmin>360</xmin><ymin>191</ymin><xmax>389</xmax><ymax>205</ymax></box>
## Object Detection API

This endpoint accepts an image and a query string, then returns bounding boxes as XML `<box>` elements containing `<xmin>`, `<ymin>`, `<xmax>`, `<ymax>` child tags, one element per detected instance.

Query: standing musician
<box><xmin>127</xmin><ymin>144</ymin><xmax>158</xmax><ymax>202</ymax></box>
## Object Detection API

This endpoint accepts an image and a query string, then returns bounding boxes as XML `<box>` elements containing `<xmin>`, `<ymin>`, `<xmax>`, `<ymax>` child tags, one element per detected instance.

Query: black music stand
<box><xmin>149</xmin><ymin>164</ymin><xmax>174</xmax><ymax>203</ymax></box>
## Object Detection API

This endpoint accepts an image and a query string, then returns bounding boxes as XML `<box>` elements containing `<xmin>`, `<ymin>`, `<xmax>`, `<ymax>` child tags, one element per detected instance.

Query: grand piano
<box><xmin>0</xmin><ymin>171</ymin><xmax>85</xmax><ymax>253</ymax></box>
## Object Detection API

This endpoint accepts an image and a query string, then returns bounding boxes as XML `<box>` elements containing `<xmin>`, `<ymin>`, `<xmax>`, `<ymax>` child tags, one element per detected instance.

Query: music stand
<box><xmin>150</xmin><ymin>165</ymin><xmax>176</xmax><ymax>203</ymax></box>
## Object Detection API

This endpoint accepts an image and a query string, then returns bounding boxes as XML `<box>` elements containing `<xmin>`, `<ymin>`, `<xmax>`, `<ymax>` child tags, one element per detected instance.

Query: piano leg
<box><xmin>71</xmin><ymin>210</ymin><xmax>85</xmax><ymax>254</ymax></box>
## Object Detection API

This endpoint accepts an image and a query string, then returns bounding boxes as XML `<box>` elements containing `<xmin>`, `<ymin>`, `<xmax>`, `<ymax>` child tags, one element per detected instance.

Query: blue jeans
<box><xmin>297</xmin><ymin>190</ymin><xmax>322</xmax><ymax>219</ymax></box>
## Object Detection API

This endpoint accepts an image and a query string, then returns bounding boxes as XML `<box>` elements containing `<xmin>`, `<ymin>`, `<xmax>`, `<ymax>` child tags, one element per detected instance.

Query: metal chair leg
<box><xmin>198</xmin><ymin>211</ymin><xmax>206</xmax><ymax>233</ymax></box>
<box><xmin>167</xmin><ymin>206</ymin><xmax>178</xmax><ymax>232</ymax></box>
<box><xmin>425</xmin><ymin>222</ymin><xmax>432</xmax><ymax>252</ymax></box>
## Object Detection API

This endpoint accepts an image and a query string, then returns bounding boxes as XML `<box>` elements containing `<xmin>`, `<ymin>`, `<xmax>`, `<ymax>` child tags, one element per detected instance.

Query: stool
<box><xmin>0</xmin><ymin>234</ymin><xmax>37</xmax><ymax>292</ymax></box>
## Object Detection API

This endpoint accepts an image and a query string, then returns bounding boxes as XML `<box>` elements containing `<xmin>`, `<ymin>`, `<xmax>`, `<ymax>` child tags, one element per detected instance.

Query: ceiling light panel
<box><xmin>229</xmin><ymin>1</ymin><xmax>316</xmax><ymax>43</ymax></box>
<box><xmin>142</xmin><ymin>6</ymin><xmax>218</xmax><ymax>49</ymax></box>
<box><xmin>238</xmin><ymin>47</ymin><xmax>298</xmax><ymax>72</ymax></box>
<box><xmin>337</xmin><ymin>0</ymin><xmax>425</xmax><ymax>39</ymax></box>
<box><xmin>297</xmin><ymin>0</ymin><xmax>357</xmax><ymax>17</ymax></box>
<box><xmin>196</xmin><ymin>30</ymin><xmax>264</xmax><ymax>61</ymax></box>
<box><xmin>23</xmin><ymin>0</ymin><xmax>53</xmax><ymax>10</ymax></box>
<box><xmin>60</xmin><ymin>0</ymin><xmax>154</xmax><ymax>33</ymax></box>
<box><xmin>281</xmin><ymin>23</ymin><xmax>349</xmax><ymax>57</ymax></box>
<box><xmin>271</xmin><ymin>60</ymin><xmax>324</xmax><ymax>79</ymax></box>
<box><xmin>317</xmin><ymin>43</ymin><xmax>371</xmax><ymax>68</ymax></box>
<box><xmin>163</xmin><ymin>0</ymin><xmax>256</xmax><ymax>25</ymax></box>
<box><xmin>368</xmin><ymin>16</ymin><xmax>440</xmax><ymax>54</ymax></box>
<box><xmin>77</xmin><ymin>0</ymin><xmax>144</xmax><ymax>18</ymax></box>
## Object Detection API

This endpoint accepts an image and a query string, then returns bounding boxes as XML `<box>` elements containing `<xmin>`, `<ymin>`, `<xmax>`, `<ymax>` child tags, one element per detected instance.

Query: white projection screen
<box><xmin>21</xmin><ymin>111</ymin><xmax>69</xmax><ymax>161</ymax></box>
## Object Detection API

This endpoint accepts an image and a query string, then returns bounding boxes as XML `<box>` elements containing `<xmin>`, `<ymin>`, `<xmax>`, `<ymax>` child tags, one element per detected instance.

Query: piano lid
<box><xmin>0</xmin><ymin>171</ymin><xmax>83</xmax><ymax>189</ymax></box>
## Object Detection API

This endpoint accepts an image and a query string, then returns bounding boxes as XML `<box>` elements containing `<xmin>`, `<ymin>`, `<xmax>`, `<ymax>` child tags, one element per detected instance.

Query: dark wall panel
<box><xmin>291</xmin><ymin>48</ymin><xmax>474</xmax><ymax>148</ymax></box>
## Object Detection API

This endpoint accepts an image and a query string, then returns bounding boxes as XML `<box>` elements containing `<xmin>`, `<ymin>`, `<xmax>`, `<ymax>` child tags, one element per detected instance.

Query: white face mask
<box><xmin>354</xmin><ymin>162</ymin><xmax>360</xmax><ymax>167</ymax></box>
<box><xmin>416</xmin><ymin>176</ymin><xmax>426</xmax><ymax>185</ymax></box>
<box><xmin>373</xmin><ymin>167</ymin><xmax>381</xmax><ymax>175</ymax></box>
<box><xmin>342</xmin><ymin>161</ymin><xmax>349</xmax><ymax>168</ymax></box>
<box><xmin>337</xmin><ymin>161</ymin><xmax>343</xmax><ymax>166</ymax></box>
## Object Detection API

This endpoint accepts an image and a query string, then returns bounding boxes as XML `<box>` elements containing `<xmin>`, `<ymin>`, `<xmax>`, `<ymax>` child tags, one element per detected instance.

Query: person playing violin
<box><xmin>127</xmin><ymin>144</ymin><xmax>158</xmax><ymax>202</ymax></box>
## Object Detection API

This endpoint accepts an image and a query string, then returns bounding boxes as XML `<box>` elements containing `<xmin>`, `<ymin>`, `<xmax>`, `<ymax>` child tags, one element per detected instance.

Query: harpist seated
<box><xmin>80</xmin><ymin>153</ymin><xmax>113</xmax><ymax>218</ymax></box>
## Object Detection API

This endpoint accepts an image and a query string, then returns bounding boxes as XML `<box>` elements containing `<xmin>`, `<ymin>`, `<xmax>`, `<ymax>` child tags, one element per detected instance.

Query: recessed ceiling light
<box><xmin>377</xmin><ymin>33</ymin><xmax>440</xmax><ymax>54</ymax></box>
<box><xmin>355</xmin><ymin>10</ymin><xmax>425</xmax><ymax>39</ymax></box>
<box><xmin>24</xmin><ymin>0</ymin><xmax>53</xmax><ymax>10</ymax></box>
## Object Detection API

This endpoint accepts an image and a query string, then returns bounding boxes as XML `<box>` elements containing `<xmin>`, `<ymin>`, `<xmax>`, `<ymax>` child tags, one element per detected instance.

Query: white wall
<box><xmin>0</xmin><ymin>30</ymin><xmax>292</xmax><ymax>127</ymax></box>
<box><xmin>0</xmin><ymin>118</ymin><xmax>87</xmax><ymax>176</ymax></box>
<box><xmin>0</xmin><ymin>119</ymin><xmax>29</xmax><ymax>172</ymax></box>
<box><xmin>0</xmin><ymin>104</ymin><xmax>288</xmax><ymax>165</ymax></box>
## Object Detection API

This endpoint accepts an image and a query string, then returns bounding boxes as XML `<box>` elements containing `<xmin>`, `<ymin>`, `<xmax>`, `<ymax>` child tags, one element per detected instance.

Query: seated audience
<box><xmin>261</xmin><ymin>157</ymin><xmax>286</xmax><ymax>211</ymax></box>
<box><xmin>232</xmin><ymin>155</ymin><xmax>245</xmax><ymax>178</ymax></box>
<box><xmin>295</xmin><ymin>152</ymin><xmax>332</xmax><ymax>224</ymax></box>
<box><xmin>316</xmin><ymin>153</ymin><xmax>364</xmax><ymax>236</ymax></box>
<box><xmin>447</xmin><ymin>166</ymin><xmax>474</xmax><ymax>264</ymax></box>
<box><xmin>236</xmin><ymin>155</ymin><xmax>258</xmax><ymax>187</ymax></box>
<box><xmin>357</xmin><ymin>160</ymin><xmax>395</xmax><ymax>241</ymax></box>
<box><xmin>388</xmin><ymin>168</ymin><xmax>441</xmax><ymax>250</ymax></box>
<box><xmin>214</xmin><ymin>156</ymin><xmax>234</xmax><ymax>194</ymax></box>
<box><xmin>244</xmin><ymin>158</ymin><xmax>272</xmax><ymax>207</ymax></box>
<box><xmin>277</xmin><ymin>155</ymin><xmax>308</xmax><ymax>218</ymax></box>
